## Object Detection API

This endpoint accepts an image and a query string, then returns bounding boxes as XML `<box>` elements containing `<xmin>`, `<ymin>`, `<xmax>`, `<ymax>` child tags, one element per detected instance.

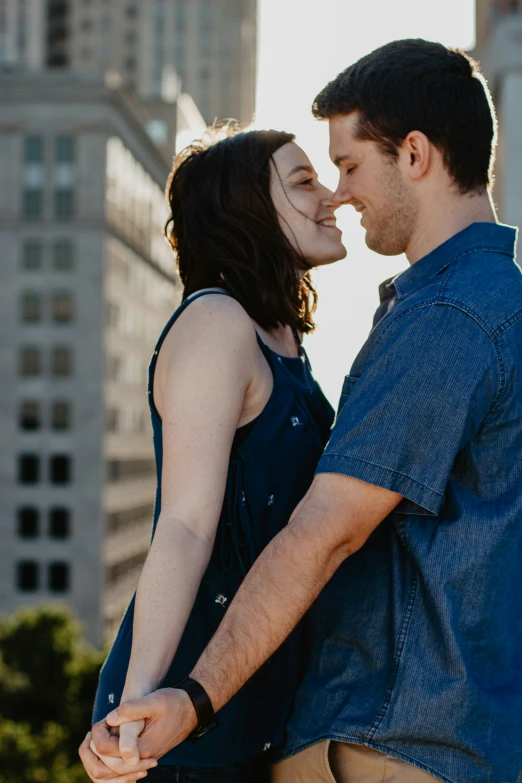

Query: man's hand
<box><xmin>94</xmin><ymin>689</ymin><xmax>198</xmax><ymax>761</ymax></box>
<box><xmin>79</xmin><ymin>732</ymin><xmax>157</xmax><ymax>783</ymax></box>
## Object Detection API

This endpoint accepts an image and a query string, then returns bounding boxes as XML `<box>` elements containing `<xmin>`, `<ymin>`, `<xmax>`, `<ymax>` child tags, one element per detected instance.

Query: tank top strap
<box><xmin>254</xmin><ymin>332</ymin><xmax>276</xmax><ymax>367</ymax></box>
<box><xmin>148</xmin><ymin>290</ymin><xmax>232</xmax><ymax>415</ymax></box>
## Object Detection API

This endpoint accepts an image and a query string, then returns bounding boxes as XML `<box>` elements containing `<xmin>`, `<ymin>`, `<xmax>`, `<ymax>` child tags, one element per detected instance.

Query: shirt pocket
<box><xmin>338</xmin><ymin>374</ymin><xmax>359</xmax><ymax>415</ymax></box>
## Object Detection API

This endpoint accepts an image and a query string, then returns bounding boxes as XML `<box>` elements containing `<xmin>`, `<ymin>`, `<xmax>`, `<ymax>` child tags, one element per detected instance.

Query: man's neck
<box><xmin>405</xmin><ymin>190</ymin><xmax>497</xmax><ymax>265</ymax></box>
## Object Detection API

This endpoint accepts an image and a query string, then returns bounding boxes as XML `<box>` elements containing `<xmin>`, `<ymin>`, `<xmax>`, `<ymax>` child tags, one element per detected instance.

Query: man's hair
<box><xmin>165</xmin><ymin>123</ymin><xmax>318</xmax><ymax>333</ymax></box>
<box><xmin>313</xmin><ymin>39</ymin><xmax>497</xmax><ymax>194</ymax></box>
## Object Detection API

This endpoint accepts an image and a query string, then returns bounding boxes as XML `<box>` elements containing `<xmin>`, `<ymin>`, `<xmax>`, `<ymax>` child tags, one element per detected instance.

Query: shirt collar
<box><xmin>386</xmin><ymin>222</ymin><xmax>518</xmax><ymax>302</ymax></box>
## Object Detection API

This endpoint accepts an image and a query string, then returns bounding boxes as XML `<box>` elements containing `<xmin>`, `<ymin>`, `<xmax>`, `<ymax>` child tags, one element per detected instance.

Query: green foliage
<box><xmin>0</xmin><ymin>605</ymin><xmax>106</xmax><ymax>783</ymax></box>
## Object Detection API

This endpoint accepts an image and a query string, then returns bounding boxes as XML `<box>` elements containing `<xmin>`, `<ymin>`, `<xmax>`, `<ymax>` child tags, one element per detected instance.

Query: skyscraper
<box><xmin>72</xmin><ymin>0</ymin><xmax>257</xmax><ymax>125</ymax></box>
<box><xmin>0</xmin><ymin>1</ymin><xmax>258</xmax><ymax>126</ymax></box>
<box><xmin>0</xmin><ymin>71</ymin><xmax>181</xmax><ymax>645</ymax></box>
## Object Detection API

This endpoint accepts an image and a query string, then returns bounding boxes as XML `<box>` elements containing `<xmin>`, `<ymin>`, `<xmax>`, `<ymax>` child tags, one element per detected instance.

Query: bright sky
<box><xmin>255</xmin><ymin>0</ymin><xmax>476</xmax><ymax>404</ymax></box>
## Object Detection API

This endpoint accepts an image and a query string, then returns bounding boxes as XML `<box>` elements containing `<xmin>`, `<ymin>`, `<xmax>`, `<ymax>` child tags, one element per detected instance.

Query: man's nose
<box><xmin>332</xmin><ymin>184</ymin><xmax>352</xmax><ymax>207</ymax></box>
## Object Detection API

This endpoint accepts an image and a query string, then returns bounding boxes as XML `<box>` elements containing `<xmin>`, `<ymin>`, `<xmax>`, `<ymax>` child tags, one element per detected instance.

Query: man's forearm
<box><xmin>100</xmin><ymin>476</ymin><xmax>400</xmax><ymax>761</ymax></box>
<box><xmin>190</xmin><ymin>492</ymin><xmax>350</xmax><ymax>711</ymax></box>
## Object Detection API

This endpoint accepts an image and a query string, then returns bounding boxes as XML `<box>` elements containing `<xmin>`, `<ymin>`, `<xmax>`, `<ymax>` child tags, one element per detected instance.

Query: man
<box><xmin>82</xmin><ymin>40</ymin><xmax>522</xmax><ymax>783</ymax></box>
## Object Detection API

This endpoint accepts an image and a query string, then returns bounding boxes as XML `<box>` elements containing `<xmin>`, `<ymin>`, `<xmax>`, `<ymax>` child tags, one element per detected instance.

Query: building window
<box><xmin>106</xmin><ymin>301</ymin><xmax>120</xmax><ymax>329</ymax></box>
<box><xmin>20</xmin><ymin>291</ymin><xmax>42</xmax><ymax>323</ymax></box>
<box><xmin>17</xmin><ymin>508</ymin><xmax>40</xmax><ymax>538</ymax></box>
<box><xmin>54</xmin><ymin>189</ymin><xmax>74</xmax><ymax>219</ymax></box>
<box><xmin>55</xmin><ymin>135</ymin><xmax>75</xmax><ymax>163</ymax></box>
<box><xmin>107</xmin><ymin>407</ymin><xmax>119</xmax><ymax>432</ymax></box>
<box><xmin>106</xmin><ymin>355</ymin><xmax>121</xmax><ymax>382</ymax></box>
<box><xmin>51</xmin><ymin>345</ymin><xmax>72</xmax><ymax>377</ymax></box>
<box><xmin>50</xmin><ymin>455</ymin><xmax>72</xmax><ymax>485</ymax></box>
<box><xmin>17</xmin><ymin>561</ymin><xmax>39</xmax><ymax>591</ymax></box>
<box><xmin>126</xmin><ymin>30</ymin><xmax>137</xmax><ymax>43</ymax></box>
<box><xmin>48</xmin><ymin>562</ymin><xmax>70</xmax><ymax>592</ymax></box>
<box><xmin>22</xmin><ymin>241</ymin><xmax>43</xmax><ymax>270</ymax></box>
<box><xmin>19</xmin><ymin>454</ymin><xmax>40</xmax><ymax>484</ymax></box>
<box><xmin>80</xmin><ymin>17</ymin><xmax>93</xmax><ymax>32</ymax></box>
<box><xmin>23</xmin><ymin>190</ymin><xmax>43</xmax><ymax>219</ymax></box>
<box><xmin>24</xmin><ymin>135</ymin><xmax>44</xmax><ymax>163</ymax></box>
<box><xmin>19</xmin><ymin>400</ymin><xmax>41</xmax><ymax>431</ymax></box>
<box><xmin>107</xmin><ymin>501</ymin><xmax>154</xmax><ymax>533</ymax></box>
<box><xmin>107</xmin><ymin>459</ymin><xmax>155</xmax><ymax>482</ymax></box>
<box><xmin>125</xmin><ymin>56</ymin><xmax>136</xmax><ymax>71</ymax></box>
<box><xmin>106</xmin><ymin>551</ymin><xmax>146</xmax><ymax>586</ymax></box>
<box><xmin>493</xmin><ymin>0</ymin><xmax>522</xmax><ymax>11</ymax></box>
<box><xmin>51</xmin><ymin>401</ymin><xmax>71</xmax><ymax>431</ymax></box>
<box><xmin>49</xmin><ymin>507</ymin><xmax>71</xmax><ymax>539</ymax></box>
<box><xmin>126</xmin><ymin>4</ymin><xmax>138</xmax><ymax>18</ymax></box>
<box><xmin>53</xmin><ymin>240</ymin><xmax>74</xmax><ymax>270</ymax></box>
<box><xmin>20</xmin><ymin>346</ymin><xmax>42</xmax><ymax>377</ymax></box>
<box><xmin>52</xmin><ymin>292</ymin><xmax>74</xmax><ymax>323</ymax></box>
<box><xmin>46</xmin><ymin>0</ymin><xmax>70</xmax><ymax>68</ymax></box>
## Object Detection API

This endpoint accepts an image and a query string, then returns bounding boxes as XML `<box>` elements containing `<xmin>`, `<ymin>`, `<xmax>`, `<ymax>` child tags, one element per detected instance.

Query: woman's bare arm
<box><xmin>116</xmin><ymin>296</ymin><xmax>260</xmax><ymax>763</ymax></box>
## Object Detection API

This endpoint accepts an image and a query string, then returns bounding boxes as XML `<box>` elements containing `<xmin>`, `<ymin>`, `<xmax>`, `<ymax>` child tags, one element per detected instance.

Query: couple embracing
<box><xmin>80</xmin><ymin>39</ymin><xmax>522</xmax><ymax>783</ymax></box>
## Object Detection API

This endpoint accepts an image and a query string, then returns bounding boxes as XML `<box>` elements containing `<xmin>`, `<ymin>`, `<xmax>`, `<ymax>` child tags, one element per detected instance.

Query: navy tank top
<box><xmin>93</xmin><ymin>291</ymin><xmax>334</xmax><ymax>767</ymax></box>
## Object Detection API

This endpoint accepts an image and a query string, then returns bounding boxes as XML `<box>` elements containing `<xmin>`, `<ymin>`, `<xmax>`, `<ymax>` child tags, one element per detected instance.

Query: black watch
<box><xmin>172</xmin><ymin>676</ymin><xmax>219</xmax><ymax>743</ymax></box>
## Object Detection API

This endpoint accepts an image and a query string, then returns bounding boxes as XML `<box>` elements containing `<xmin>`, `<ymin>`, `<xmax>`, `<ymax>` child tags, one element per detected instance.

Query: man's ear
<box><xmin>401</xmin><ymin>130</ymin><xmax>431</xmax><ymax>182</ymax></box>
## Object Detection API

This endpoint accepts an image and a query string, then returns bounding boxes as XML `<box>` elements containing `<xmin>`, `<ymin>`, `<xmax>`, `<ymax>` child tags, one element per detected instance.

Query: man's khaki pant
<box><xmin>271</xmin><ymin>740</ymin><xmax>441</xmax><ymax>783</ymax></box>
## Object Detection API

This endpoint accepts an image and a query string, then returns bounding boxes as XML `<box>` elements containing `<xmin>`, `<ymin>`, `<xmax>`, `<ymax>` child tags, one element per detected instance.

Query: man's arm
<box><xmin>100</xmin><ymin>473</ymin><xmax>400</xmax><ymax>759</ymax></box>
<box><xmin>191</xmin><ymin>473</ymin><xmax>401</xmax><ymax>710</ymax></box>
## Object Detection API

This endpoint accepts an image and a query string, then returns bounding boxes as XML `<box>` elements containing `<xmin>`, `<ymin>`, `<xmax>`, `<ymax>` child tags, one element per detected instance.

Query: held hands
<box><xmin>78</xmin><ymin>689</ymin><xmax>198</xmax><ymax>783</ymax></box>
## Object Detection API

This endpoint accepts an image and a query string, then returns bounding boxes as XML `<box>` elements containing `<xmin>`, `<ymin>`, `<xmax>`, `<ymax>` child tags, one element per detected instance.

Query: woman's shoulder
<box><xmin>163</xmin><ymin>291</ymin><xmax>259</xmax><ymax>359</ymax></box>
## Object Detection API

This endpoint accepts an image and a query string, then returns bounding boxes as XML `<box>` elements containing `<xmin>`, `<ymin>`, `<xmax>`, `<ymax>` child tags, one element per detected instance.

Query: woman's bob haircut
<box><xmin>165</xmin><ymin>123</ymin><xmax>318</xmax><ymax>333</ymax></box>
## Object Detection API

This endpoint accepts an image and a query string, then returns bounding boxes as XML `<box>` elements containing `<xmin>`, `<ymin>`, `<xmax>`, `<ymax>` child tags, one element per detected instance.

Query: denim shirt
<box><xmin>284</xmin><ymin>223</ymin><xmax>522</xmax><ymax>783</ymax></box>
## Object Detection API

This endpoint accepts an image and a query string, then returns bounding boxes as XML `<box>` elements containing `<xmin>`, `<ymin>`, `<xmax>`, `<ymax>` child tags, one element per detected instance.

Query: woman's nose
<box><xmin>319</xmin><ymin>185</ymin><xmax>336</xmax><ymax>207</ymax></box>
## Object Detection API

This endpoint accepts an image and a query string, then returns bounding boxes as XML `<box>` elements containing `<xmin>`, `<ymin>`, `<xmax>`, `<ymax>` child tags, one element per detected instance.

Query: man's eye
<box><xmin>345</xmin><ymin>167</ymin><xmax>355</xmax><ymax>176</ymax></box>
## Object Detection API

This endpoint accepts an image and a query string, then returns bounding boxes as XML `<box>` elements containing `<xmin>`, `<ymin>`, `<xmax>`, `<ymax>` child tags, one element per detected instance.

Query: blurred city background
<box><xmin>0</xmin><ymin>0</ymin><xmax>520</xmax><ymax>779</ymax></box>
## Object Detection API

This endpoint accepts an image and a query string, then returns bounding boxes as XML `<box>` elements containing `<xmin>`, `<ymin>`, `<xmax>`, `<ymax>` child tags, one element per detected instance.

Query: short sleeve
<box><xmin>316</xmin><ymin>304</ymin><xmax>500</xmax><ymax>515</ymax></box>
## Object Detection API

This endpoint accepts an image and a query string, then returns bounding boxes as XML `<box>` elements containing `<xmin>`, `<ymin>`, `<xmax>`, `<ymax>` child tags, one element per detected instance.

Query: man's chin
<box><xmin>365</xmin><ymin>232</ymin><xmax>404</xmax><ymax>257</ymax></box>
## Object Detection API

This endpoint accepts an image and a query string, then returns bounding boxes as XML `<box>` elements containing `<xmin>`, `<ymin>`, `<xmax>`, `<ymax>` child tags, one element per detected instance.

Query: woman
<box><xmin>82</xmin><ymin>126</ymin><xmax>346</xmax><ymax>783</ymax></box>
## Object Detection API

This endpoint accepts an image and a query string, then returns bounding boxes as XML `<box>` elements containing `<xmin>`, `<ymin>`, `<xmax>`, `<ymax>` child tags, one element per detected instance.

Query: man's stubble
<box><xmin>365</xmin><ymin>159</ymin><xmax>418</xmax><ymax>258</ymax></box>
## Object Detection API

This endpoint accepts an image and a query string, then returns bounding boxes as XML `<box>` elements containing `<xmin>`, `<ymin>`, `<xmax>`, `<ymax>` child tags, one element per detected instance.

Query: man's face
<box><xmin>329</xmin><ymin>112</ymin><xmax>418</xmax><ymax>256</ymax></box>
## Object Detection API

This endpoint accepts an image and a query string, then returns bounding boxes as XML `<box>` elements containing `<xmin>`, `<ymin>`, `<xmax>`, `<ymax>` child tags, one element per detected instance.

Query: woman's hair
<box><xmin>165</xmin><ymin>123</ymin><xmax>318</xmax><ymax>333</ymax></box>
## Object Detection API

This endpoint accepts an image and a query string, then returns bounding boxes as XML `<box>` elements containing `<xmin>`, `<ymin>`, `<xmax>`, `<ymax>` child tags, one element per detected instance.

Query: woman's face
<box><xmin>270</xmin><ymin>142</ymin><xmax>347</xmax><ymax>268</ymax></box>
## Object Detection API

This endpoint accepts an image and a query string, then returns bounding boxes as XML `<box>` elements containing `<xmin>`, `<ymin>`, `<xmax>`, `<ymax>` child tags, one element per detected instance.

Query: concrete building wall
<box><xmin>0</xmin><ymin>0</ymin><xmax>46</xmax><ymax>69</ymax></box>
<box><xmin>65</xmin><ymin>0</ymin><xmax>257</xmax><ymax>125</ymax></box>
<box><xmin>0</xmin><ymin>73</ymin><xmax>180</xmax><ymax>646</ymax></box>
<box><xmin>473</xmin><ymin>2</ymin><xmax>522</xmax><ymax>256</ymax></box>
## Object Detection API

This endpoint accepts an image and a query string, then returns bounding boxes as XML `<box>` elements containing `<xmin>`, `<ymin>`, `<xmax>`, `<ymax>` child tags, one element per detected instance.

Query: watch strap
<box><xmin>172</xmin><ymin>676</ymin><xmax>219</xmax><ymax>742</ymax></box>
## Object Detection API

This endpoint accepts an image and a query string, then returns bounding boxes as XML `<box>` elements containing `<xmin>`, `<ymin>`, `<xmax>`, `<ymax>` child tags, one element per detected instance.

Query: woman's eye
<box><xmin>345</xmin><ymin>167</ymin><xmax>355</xmax><ymax>176</ymax></box>
<box><xmin>300</xmin><ymin>178</ymin><xmax>314</xmax><ymax>186</ymax></box>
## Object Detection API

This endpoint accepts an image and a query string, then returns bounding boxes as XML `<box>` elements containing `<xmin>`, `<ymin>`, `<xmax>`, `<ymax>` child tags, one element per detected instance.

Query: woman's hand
<box><xmin>79</xmin><ymin>731</ymin><xmax>157</xmax><ymax>783</ymax></box>
<box><xmin>118</xmin><ymin>718</ymin><xmax>146</xmax><ymax>767</ymax></box>
<box><xmin>96</xmin><ymin>689</ymin><xmax>198</xmax><ymax>760</ymax></box>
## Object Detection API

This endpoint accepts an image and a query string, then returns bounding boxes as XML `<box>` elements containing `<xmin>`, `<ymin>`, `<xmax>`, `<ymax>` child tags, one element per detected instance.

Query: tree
<box><xmin>0</xmin><ymin>605</ymin><xmax>106</xmax><ymax>782</ymax></box>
